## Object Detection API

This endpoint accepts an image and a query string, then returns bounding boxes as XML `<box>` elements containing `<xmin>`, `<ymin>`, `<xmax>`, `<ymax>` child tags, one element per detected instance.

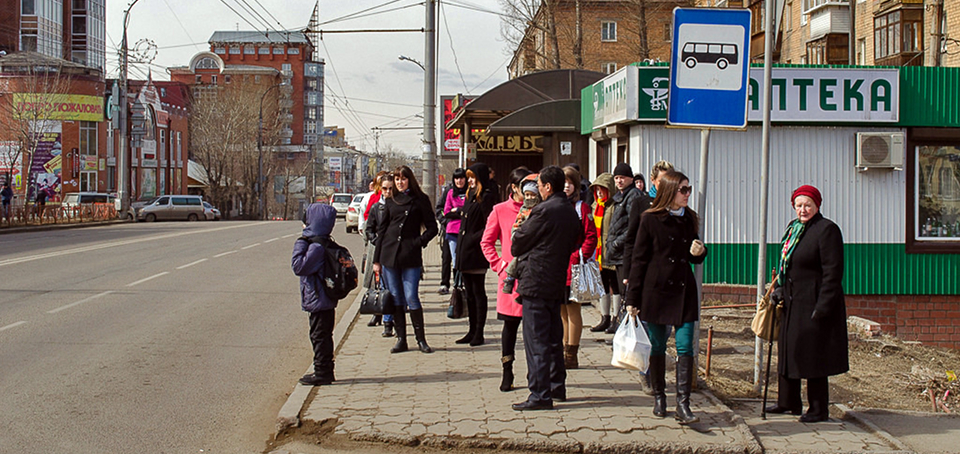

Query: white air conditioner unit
<box><xmin>856</xmin><ymin>132</ymin><xmax>905</xmax><ymax>171</ymax></box>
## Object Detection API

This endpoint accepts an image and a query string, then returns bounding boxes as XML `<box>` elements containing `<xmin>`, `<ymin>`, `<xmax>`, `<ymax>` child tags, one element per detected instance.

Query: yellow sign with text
<box><xmin>13</xmin><ymin>94</ymin><xmax>104</xmax><ymax>122</ymax></box>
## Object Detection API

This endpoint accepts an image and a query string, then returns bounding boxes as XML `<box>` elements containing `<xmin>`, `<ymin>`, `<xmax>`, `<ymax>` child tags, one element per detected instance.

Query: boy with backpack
<box><xmin>292</xmin><ymin>203</ymin><xmax>358</xmax><ymax>386</ymax></box>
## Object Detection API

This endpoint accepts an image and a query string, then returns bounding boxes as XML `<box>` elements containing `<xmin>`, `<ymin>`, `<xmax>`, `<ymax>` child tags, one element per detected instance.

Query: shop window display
<box><xmin>916</xmin><ymin>145</ymin><xmax>960</xmax><ymax>240</ymax></box>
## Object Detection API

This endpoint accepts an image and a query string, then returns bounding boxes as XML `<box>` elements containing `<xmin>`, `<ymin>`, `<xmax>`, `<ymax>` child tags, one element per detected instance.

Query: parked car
<box><xmin>329</xmin><ymin>193</ymin><xmax>353</xmax><ymax>218</ymax></box>
<box><xmin>203</xmin><ymin>201</ymin><xmax>221</xmax><ymax>221</ymax></box>
<box><xmin>137</xmin><ymin>195</ymin><xmax>206</xmax><ymax>222</ymax></box>
<box><xmin>356</xmin><ymin>191</ymin><xmax>375</xmax><ymax>236</ymax></box>
<box><xmin>61</xmin><ymin>192</ymin><xmax>117</xmax><ymax>219</ymax></box>
<box><xmin>344</xmin><ymin>192</ymin><xmax>370</xmax><ymax>233</ymax></box>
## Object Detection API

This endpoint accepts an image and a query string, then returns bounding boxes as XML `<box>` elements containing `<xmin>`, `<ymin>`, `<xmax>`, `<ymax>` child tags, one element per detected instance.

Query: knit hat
<box><xmin>522</xmin><ymin>180</ymin><xmax>538</xmax><ymax>195</ymax></box>
<box><xmin>791</xmin><ymin>185</ymin><xmax>822</xmax><ymax>208</ymax></box>
<box><xmin>613</xmin><ymin>163</ymin><xmax>633</xmax><ymax>178</ymax></box>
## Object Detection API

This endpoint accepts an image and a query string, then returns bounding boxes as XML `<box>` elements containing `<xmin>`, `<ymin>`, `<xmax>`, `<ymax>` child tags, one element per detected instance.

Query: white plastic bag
<box><xmin>611</xmin><ymin>315</ymin><xmax>652</xmax><ymax>373</ymax></box>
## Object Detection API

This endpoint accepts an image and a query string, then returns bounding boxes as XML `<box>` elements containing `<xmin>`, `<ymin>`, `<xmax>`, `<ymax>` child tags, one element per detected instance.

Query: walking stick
<box><xmin>760</xmin><ymin>273</ymin><xmax>779</xmax><ymax>420</ymax></box>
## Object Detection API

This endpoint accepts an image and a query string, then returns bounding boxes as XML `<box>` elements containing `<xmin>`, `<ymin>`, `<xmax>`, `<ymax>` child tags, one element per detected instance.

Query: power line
<box><xmin>215</xmin><ymin>0</ymin><xmax>272</xmax><ymax>41</ymax></box>
<box><xmin>234</xmin><ymin>0</ymin><xmax>279</xmax><ymax>34</ymax></box>
<box><xmin>439</xmin><ymin>1</ymin><xmax>469</xmax><ymax>94</ymax></box>
<box><xmin>443</xmin><ymin>0</ymin><xmax>511</xmax><ymax>19</ymax></box>
<box><xmin>320</xmin><ymin>39</ymin><xmax>372</xmax><ymax>135</ymax></box>
<box><xmin>317</xmin><ymin>0</ymin><xmax>406</xmax><ymax>26</ymax></box>
<box><xmin>469</xmin><ymin>56</ymin><xmax>510</xmax><ymax>93</ymax></box>
<box><xmin>252</xmin><ymin>0</ymin><xmax>288</xmax><ymax>31</ymax></box>
<box><xmin>162</xmin><ymin>0</ymin><xmax>202</xmax><ymax>51</ymax></box>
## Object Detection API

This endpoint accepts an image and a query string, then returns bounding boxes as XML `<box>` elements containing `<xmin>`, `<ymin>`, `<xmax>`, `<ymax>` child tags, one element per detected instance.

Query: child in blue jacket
<box><xmin>292</xmin><ymin>203</ymin><xmax>338</xmax><ymax>386</ymax></box>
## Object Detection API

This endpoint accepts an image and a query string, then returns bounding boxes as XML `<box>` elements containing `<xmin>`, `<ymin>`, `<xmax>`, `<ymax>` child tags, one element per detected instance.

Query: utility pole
<box><xmin>421</xmin><ymin>0</ymin><xmax>438</xmax><ymax>201</ymax></box>
<box><xmin>118</xmin><ymin>0</ymin><xmax>140</xmax><ymax>219</ymax></box>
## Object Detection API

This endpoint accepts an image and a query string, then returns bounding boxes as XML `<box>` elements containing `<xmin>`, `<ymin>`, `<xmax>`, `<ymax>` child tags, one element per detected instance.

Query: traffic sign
<box><xmin>667</xmin><ymin>8</ymin><xmax>751</xmax><ymax>129</ymax></box>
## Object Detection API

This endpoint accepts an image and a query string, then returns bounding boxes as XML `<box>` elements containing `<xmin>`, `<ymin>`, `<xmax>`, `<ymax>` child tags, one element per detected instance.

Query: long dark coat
<box><xmin>511</xmin><ymin>192</ymin><xmax>581</xmax><ymax>301</ymax></box>
<box><xmin>777</xmin><ymin>212</ymin><xmax>848</xmax><ymax>379</ymax></box>
<box><xmin>625</xmin><ymin>209</ymin><xmax>707</xmax><ymax>326</ymax></box>
<box><xmin>455</xmin><ymin>163</ymin><xmax>497</xmax><ymax>271</ymax></box>
<box><xmin>373</xmin><ymin>191</ymin><xmax>439</xmax><ymax>270</ymax></box>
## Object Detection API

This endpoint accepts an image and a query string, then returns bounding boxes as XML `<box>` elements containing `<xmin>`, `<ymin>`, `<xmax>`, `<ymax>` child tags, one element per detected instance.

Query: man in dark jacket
<box><xmin>510</xmin><ymin>166</ymin><xmax>580</xmax><ymax>411</ymax></box>
<box><xmin>603</xmin><ymin>162</ymin><xmax>641</xmax><ymax>334</ymax></box>
<box><xmin>292</xmin><ymin>203</ymin><xmax>339</xmax><ymax>387</ymax></box>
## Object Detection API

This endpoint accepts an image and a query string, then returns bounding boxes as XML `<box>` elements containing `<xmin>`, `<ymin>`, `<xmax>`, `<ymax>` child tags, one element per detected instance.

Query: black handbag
<box><xmin>447</xmin><ymin>271</ymin><xmax>466</xmax><ymax>319</ymax></box>
<box><xmin>360</xmin><ymin>273</ymin><xmax>393</xmax><ymax>315</ymax></box>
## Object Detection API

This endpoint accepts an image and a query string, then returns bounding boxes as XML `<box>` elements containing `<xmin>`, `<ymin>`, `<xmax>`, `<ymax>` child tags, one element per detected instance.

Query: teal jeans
<box><xmin>646</xmin><ymin>321</ymin><xmax>696</xmax><ymax>357</ymax></box>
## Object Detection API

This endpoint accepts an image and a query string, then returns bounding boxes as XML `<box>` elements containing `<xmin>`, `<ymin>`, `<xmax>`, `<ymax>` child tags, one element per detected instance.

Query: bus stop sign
<box><xmin>668</xmin><ymin>8</ymin><xmax>752</xmax><ymax>129</ymax></box>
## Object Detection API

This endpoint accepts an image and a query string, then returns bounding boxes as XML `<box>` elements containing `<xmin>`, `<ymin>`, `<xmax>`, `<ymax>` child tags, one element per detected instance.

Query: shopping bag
<box><xmin>569</xmin><ymin>251</ymin><xmax>605</xmax><ymax>303</ymax></box>
<box><xmin>611</xmin><ymin>315</ymin><xmax>652</xmax><ymax>373</ymax></box>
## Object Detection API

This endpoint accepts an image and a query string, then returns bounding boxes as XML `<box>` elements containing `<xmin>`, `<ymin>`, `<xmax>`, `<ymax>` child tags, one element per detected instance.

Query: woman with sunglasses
<box><xmin>373</xmin><ymin>166</ymin><xmax>439</xmax><ymax>354</ymax></box>
<box><xmin>625</xmin><ymin>170</ymin><xmax>707</xmax><ymax>425</ymax></box>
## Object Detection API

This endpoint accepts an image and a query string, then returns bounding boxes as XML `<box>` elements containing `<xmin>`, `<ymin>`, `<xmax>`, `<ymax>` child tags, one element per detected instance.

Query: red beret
<box><xmin>791</xmin><ymin>185</ymin><xmax>822</xmax><ymax>208</ymax></box>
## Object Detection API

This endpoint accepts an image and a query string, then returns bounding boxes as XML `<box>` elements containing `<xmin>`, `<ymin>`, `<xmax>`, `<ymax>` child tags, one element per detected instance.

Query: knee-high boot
<box><xmin>500</xmin><ymin>355</ymin><xmax>515</xmax><ymax>392</ymax></box>
<box><xmin>390</xmin><ymin>308</ymin><xmax>408</xmax><ymax>353</ymax></box>
<box><xmin>649</xmin><ymin>355</ymin><xmax>667</xmax><ymax>417</ymax></box>
<box><xmin>409</xmin><ymin>309</ymin><xmax>434</xmax><ymax>353</ymax></box>
<box><xmin>675</xmin><ymin>356</ymin><xmax>699</xmax><ymax>424</ymax></box>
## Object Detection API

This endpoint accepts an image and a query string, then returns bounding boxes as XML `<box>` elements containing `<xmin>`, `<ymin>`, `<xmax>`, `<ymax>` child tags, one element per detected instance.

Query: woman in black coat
<box><xmin>373</xmin><ymin>165</ymin><xmax>439</xmax><ymax>354</ymax></box>
<box><xmin>767</xmin><ymin>185</ymin><xmax>848</xmax><ymax>423</ymax></box>
<box><xmin>453</xmin><ymin>162</ymin><xmax>498</xmax><ymax>346</ymax></box>
<box><xmin>625</xmin><ymin>170</ymin><xmax>707</xmax><ymax>425</ymax></box>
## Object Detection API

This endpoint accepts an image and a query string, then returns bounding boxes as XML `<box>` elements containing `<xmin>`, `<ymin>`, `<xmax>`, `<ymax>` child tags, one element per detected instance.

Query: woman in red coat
<box><xmin>480</xmin><ymin>167</ymin><xmax>534</xmax><ymax>392</ymax></box>
<box><xmin>561</xmin><ymin>166</ymin><xmax>597</xmax><ymax>369</ymax></box>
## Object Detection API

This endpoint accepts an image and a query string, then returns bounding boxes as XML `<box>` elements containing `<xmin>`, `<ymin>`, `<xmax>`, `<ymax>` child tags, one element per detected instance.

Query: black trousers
<box><xmin>521</xmin><ymin>296</ymin><xmax>565</xmax><ymax>404</ymax></box>
<box><xmin>778</xmin><ymin>374</ymin><xmax>829</xmax><ymax>417</ymax></box>
<box><xmin>501</xmin><ymin>315</ymin><xmax>521</xmax><ymax>358</ymax></box>
<box><xmin>308</xmin><ymin>309</ymin><xmax>336</xmax><ymax>380</ymax></box>
<box><xmin>440</xmin><ymin>233</ymin><xmax>452</xmax><ymax>288</ymax></box>
<box><xmin>462</xmin><ymin>272</ymin><xmax>488</xmax><ymax>336</ymax></box>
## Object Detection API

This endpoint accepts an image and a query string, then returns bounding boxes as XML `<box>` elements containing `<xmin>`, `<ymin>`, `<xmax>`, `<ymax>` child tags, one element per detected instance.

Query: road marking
<box><xmin>126</xmin><ymin>272</ymin><xmax>170</xmax><ymax>287</ymax></box>
<box><xmin>214</xmin><ymin>250</ymin><xmax>238</xmax><ymax>258</ymax></box>
<box><xmin>48</xmin><ymin>291</ymin><xmax>114</xmax><ymax>314</ymax></box>
<box><xmin>241</xmin><ymin>243</ymin><xmax>260</xmax><ymax>250</ymax></box>
<box><xmin>0</xmin><ymin>321</ymin><xmax>27</xmax><ymax>333</ymax></box>
<box><xmin>176</xmin><ymin>258</ymin><xmax>208</xmax><ymax>270</ymax></box>
<box><xmin>0</xmin><ymin>223</ymin><xmax>263</xmax><ymax>268</ymax></box>
<box><xmin>281</xmin><ymin>233</ymin><xmax>298</xmax><ymax>239</ymax></box>
<box><xmin>264</xmin><ymin>237</ymin><xmax>279</xmax><ymax>243</ymax></box>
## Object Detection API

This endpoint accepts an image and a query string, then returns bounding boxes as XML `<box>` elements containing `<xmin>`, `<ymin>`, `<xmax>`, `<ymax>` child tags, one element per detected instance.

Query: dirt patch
<box><xmin>698</xmin><ymin>305</ymin><xmax>960</xmax><ymax>413</ymax></box>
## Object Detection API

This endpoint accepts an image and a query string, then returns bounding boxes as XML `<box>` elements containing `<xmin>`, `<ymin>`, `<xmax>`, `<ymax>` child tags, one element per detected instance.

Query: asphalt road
<box><xmin>0</xmin><ymin>220</ymin><xmax>366</xmax><ymax>453</ymax></box>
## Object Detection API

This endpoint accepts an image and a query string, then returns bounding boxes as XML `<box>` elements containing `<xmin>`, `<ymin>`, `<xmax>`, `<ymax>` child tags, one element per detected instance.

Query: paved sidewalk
<box><xmin>280</xmin><ymin>245</ymin><xmax>924</xmax><ymax>453</ymax></box>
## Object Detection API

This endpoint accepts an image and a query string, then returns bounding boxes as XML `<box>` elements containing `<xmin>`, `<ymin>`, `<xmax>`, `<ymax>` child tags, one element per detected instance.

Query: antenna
<box><xmin>308</xmin><ymin>2</ymin><xmax>320</xmax><ymax>62</ymax></box>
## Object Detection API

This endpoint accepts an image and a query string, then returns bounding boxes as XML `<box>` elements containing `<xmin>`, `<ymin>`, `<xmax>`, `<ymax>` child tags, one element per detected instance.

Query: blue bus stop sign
<box><xmin>668</xmin><ymin>8</ymin><xmax>752</xmax><ymax>129</ymax></box>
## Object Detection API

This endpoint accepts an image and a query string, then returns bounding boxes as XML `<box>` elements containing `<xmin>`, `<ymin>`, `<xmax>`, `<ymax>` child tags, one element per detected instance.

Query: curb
<box><xmin>0</xmin><ymin>219</ymin><xmax>130</xmax><ymax>235</ymax></box>
<box><xmin>699</xmin><ymin>387</ymin><xmax>765</xmax><ymax>454</ymax></box>
<box><xmin>275</xmin><ymin>287</ymin><xmax>364</xmax><ymax>433</ymax></box>
<box><xmin>834</xmin><ymin>404</ymin><xmax>913</xmax><ymax>453</ymax></box>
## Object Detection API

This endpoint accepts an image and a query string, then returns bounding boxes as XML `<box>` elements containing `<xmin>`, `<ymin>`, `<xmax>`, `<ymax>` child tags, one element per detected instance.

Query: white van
<box><xmin>137</xmin><ymin>195</ymin><xmax>206</xmax><ymax>222</ymax></box>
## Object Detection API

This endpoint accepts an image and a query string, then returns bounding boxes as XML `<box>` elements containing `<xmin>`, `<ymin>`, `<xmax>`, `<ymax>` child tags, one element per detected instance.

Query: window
<box><xmin>224</xmin><ymin>74</ymin><xmax>231</xmax><ymax>84</ymax></box>
<box><xmin>160</xmin><ymin>87</ymin><xmax>166</xmax><ymax>97</ymax></box>
<box><xmin>751</xmin><ymin>1</ymin><xmax>766</xmax><ymax>35</ymax></box>
<box><xmin>79</xmin><ymin>121</ymin><xmax>97</xmax><ymax>155</ymax></box>
<box><xmin>259</xmin><ymin>47</ymin><xmax>270</xmax><ymax>54</ymax></box>
<box><xmin>915</xmin><ymin>145</ymin><xmax>960</xmax><ymax>242</ymax></box>
<box><xmin>22</xmin><ymin>0</ymin><xmax>35</xmax><ymax>15</ymax></box>
<box><xmin>874</xmin><ymin>9</ymin><xmax>923</xmax><ymax>61</ymax></box>
<box><xmin>254</xmin><ymin>75</ymin><xmax>261</xmax><ymax>84</ymax></box>
<box><xmin>602</xmin><ymin>62</ymin><xmax>617</xmax><ymax>74</ymax></box>
<box><xmin>273</xmin><ymin>47</ymin><xmax>284</xmax><ymax>54</ymax></box>
<box><xmin>195</xmin><ymin>74</ymin><xmax>202</xmax><ymax>84</ymax></box>
<box><xmin>281</xmin><ymin>63</ymin><xmax>291</xmax><ymax>72</ymax></box>
<box><xmin>79</xmin><ymin>171</ymin><xmax>96</xmax><ymax>192</ymax></box>
<box><xmin>211</xmin><ymin>75</ymin><xmax>217</xmax><ymax>85</ymax></box>
<box><xmin>287</xmin><ymin>47</ymin><xmax>300</xmax><ymax>54</ymax></box>
<box><xmin>214</xmin><ymin>46</ymin><xmax>226</xmax><ymax>54</ymax></box>
<box><xmin>305</xmin><ymin>121</ymin><xmax>317</xmax><ymax>134</ymax></box>
<box><xmin>857</xmin><ymin>38</ymin><xmax>866</xmax><ymax>65</ymax></box>
<box><xmin>244</xmin><ymin>45</ymin><xmax>255</xmax><ymax>54</ymax></box>
<box><xmin>663</xmin><ymin>23</ymin><xmax>672</xmax><ymax>42</ymax></box>
<box><xmin>785</xmin><ymin>1</ymin><xmax>793</xmax><ymax>31</ymax></box>
<box><xmin>73</xmin><ymin>16</ymin><xmax>86</xmax><ymax>34</ymax></box>
<box><xmin>229</xmin><ymin>46</ymin><xmax>240</xmax><ymax>54</ymax></box>
<box><xmin>601</xmin><ymin>21</ymin><xmax>617</xmax><ymax>41</ymax></box>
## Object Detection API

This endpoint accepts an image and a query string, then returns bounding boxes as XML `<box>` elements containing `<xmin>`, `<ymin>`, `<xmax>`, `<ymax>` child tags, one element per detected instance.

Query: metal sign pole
<box><xmin>694</xmin><ymin>128</ymin><xmax>710</xmax><ymax>371</ymax></box>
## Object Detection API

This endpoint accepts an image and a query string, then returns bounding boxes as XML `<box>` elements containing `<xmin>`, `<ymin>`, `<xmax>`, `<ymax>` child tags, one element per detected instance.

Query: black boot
<box><xmin>381</xmin><ymin>320</ymin><xmax>394</xmax><ymax>338</ymax></box>
<box><xmin>604</xmin><ymin>313</ymin><xmax>619</xmax><ymax>335</ymax></box>
<box><xmin>590</xmin><ymin>315</ymin><xmax>611</xmax><ymax>332</ymax></box>
<box><xmin>367</xmin><ymin>314</ymin><xmax>382</xmax><ymax>327</ymax></box>
<box><xmin>409</xmin><ymin>309</ymin><xmax>434</xmax><ymax>353</ymax></box>
<box><xmin>470</xmin><ymin>303</ymin><xmax>486</xmax><ymax>346</ymax></box>
<box><xmin>675</xmin><ymin>356</ymin><xmax>699</xmax><ymax>424</ymax></box>
<box><xmin>455</xmin><ymin>321</ymin><xmax>476</xmax><ymax>344</ymax></box>
<box><xmin>391</xmin><ymin>309</ymin><xmax>408</xmax><ymax>353</ymax></box>
<box><xmin>649</xmin><ymin>355</ymin><xmax>667</xmax><ymax>417</ymax></box>
<box><xmin>500</xmin><ymin>355</ymin><xmax>515</xmax><ymax>392</ymax></box>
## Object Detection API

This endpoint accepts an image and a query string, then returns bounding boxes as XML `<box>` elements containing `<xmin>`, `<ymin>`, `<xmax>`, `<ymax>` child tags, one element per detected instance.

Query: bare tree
<box><xmin>0</xmin><ymin>55</ymin><xmax>73</xmax><ymax>199</ymax></box>
<box><xmin>499</xmin><ymin>0</ymin><xmax>563</xmax><ymax>69</ymax></box>
<box><xmin>619</xmin><ymin>0</ymin><xmax>694</xmax><ymax>62</ymax></box>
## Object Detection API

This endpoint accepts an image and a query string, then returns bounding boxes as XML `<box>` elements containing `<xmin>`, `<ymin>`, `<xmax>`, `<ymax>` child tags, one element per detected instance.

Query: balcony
<box><xmin>279</xmin><ymin>99</ymin><xmax>294</xmax><ymax>109</ymax></box>
<box><xmin>808</xmin><ymin>4</ymin><xmax>850</xmax><ymax>40</ymax></box>
<box><xmin>279</xmin><ymin>128</ymin><xmax>294</xmax><ymax>140</ymax></box>
<box><xmin>803</xmin><ymin>0</ymin><xmax>848</xmax><ymax>15</ymax></box>
<box><xmin>280</xmin><ymin>113</ymin><xmax>294</xmax><ymax>125</ymax></box>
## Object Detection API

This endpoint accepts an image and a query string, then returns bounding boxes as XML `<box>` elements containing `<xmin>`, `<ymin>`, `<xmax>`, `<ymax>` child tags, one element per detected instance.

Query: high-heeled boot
<box><xmin>649</xmin><ymin>355</ymin><xmax>667</xmax><ymax>417</ymax></box>
<box><xmin>409</xmin><ymin>309</ymin><xmax>434</xmax><ymax>353</ymax></box>
<box><xmin>675</xmin><ymin>356</ymin><xmax>699</xmax><ymax>424</ymax></box>
<box><xmin>605</xmin><ymin>295</ymin><xmax>622</xmax><ymax>334</ymax></box>
<box><xmin>591</xmin><ymin>295</ymin><xmax>611</xmax><ymax>332</ymax></box>
<box><xmin>563</xmin><ymin>345</ymin><xmax>579</xmax><ymax>369</ymax></box>
<box><xmin>390</xmin><ymin>308</ymin><xmax>408</xmax><ymax>353</ymax></box>
<box><xmin>367</xmin><ymin>314</ymin><xmax>382</xmax><ymax>326</ymax></box>
<box><xmin>500</xmin><ymin>355</ymin><xmax>515</xmax><ymax>392</ymax></box>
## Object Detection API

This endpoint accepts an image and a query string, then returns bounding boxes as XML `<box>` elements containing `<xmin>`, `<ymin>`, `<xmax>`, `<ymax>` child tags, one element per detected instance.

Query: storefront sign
<box><xmin>584</xmin><ymin>66</ymin><xmax>900</xmax><ymax>131</ymax></box>
<box><xmin>329</xmin><ymin>156</ymin><xmax>342</xmax><ymax>171</ymax></box>
<box><xmin>442</xmin><ymin>95</ymin><xmax>476</xmax><ymax>157</ymax></box>
<box><xmin>12</xmin><ymin>94</ymin><xmax>105</xmax><ymax>122</ymax></box>
<box><xmin>473</xmin><ymin>131</ymin><xmax>542</xmax><ymax>153</ymax></box>
<box><xmin>587</xmin><ymin>66</ymin><xmax>639</xmax><ymax>130</ymax></box>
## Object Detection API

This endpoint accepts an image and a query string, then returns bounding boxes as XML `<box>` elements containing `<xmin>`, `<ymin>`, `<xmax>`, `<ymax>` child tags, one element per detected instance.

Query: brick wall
<box><xmin>704</xmin><ymin>284</ymin><xmax>960</xmax><ymax>350</ymax></box>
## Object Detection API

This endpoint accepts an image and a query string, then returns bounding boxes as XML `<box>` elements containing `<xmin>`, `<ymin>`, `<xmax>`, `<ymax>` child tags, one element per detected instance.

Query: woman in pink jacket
<box><xmin>480</xmin><ymin>167</ymin><xmax>534</xmax><ymax>393</ymax></box>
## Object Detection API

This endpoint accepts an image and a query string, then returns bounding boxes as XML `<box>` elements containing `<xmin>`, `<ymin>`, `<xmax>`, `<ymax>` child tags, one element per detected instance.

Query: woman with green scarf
<box><xmin>766</xmin><ymin>185</ymin><xmax>848</xmax><ymax>423</ymax></box>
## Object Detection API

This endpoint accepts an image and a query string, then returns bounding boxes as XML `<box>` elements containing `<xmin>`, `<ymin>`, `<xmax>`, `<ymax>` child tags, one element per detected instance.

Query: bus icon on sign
<box><xmin>681</xmin><ymin>42</ymin><xmax>739</xmax><ymax>70</ymax></box>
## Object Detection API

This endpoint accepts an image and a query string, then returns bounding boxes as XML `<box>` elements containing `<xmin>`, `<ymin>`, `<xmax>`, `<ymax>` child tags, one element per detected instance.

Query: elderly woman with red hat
<box><xmin>766</xmin><ymin>185</ymin><xmax>848</xmax><ymax>423</ymax></box>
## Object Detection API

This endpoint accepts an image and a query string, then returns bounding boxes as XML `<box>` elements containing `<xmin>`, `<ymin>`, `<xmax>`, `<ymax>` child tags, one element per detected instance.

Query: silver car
<box><xmin>137</xmin><ymin>195</ymin><xmax>206</xmax><ymax>222</ymax></box>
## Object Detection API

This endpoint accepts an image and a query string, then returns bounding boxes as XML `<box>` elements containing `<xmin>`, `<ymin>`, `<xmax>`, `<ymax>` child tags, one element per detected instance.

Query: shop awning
<box><xmin>486</xmin><ymin>99</ymin><xmax>581</xmax><ymax>134</ymax></box>
<box><xmin>445</xmin><ymin>69</ymin><xmax>603</xmax><ymax>132</ymax></box>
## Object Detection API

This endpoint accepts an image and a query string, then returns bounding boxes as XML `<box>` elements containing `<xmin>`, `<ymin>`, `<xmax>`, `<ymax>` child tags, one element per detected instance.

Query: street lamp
<box><xmin>398</xmin><ymin>55</ymin><xmax>425</xmax><ymax>71</ymax></box>
<box><xmin>258</xmin><ymin>83</ymin><xmax>286</xmax><ymax>220</ymax></box>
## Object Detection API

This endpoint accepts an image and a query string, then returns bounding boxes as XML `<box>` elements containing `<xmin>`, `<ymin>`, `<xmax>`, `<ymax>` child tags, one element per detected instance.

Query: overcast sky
<box><xmin>105</xmin><ymin>0</ymin><xmax>511</xmax><ymax>155</ymax></box>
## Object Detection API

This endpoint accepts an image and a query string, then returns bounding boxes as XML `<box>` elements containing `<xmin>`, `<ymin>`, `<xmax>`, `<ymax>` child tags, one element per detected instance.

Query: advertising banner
<box><xmin>13</xmin><ymin>94</ymin><xmax>105</xmax><ymax>122</ymax></box>
<box><xmin>0</xmin><ymin>142</ymin><xmax>23</xmax><ymax>191</ymax></box>
<box><xmin>29</xmin><ymin>129</ymin><xmax>62</xmax><ymax>201</ymax></box>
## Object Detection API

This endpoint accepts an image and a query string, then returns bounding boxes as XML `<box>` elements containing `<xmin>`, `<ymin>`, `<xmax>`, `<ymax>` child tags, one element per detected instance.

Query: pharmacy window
<box><xmin>601</xmin><ymin>21</ymin><xmax>617</xmax><ymax>42</ymax></box>
<box><xmin>907</xmin><ymin>136</ymin><xmax>960</xmax><ymax>253</ymax></box>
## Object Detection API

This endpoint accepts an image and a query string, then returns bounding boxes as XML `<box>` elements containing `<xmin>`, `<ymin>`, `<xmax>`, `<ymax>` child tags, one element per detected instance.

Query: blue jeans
<box><xmin>646</xmin><ymin>321</ymin><xmax>696</xmax><ymax>357</ymax></box>
<box><xmin>446</xmin><ymin>233</ymin><xmax>458</xmax><ymax>265</ymax></box>
<box><xmin>382</xmin><ymin>266</ymin><xmax>423</xmax><ymax>311</ymax></box>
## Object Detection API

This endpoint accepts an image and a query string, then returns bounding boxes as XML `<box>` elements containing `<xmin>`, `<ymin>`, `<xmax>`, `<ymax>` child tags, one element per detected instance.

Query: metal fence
<box><xmin>1</xmin><ymin>200</ymin><xmax>118</xmax><ymax>227</ymax></box>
